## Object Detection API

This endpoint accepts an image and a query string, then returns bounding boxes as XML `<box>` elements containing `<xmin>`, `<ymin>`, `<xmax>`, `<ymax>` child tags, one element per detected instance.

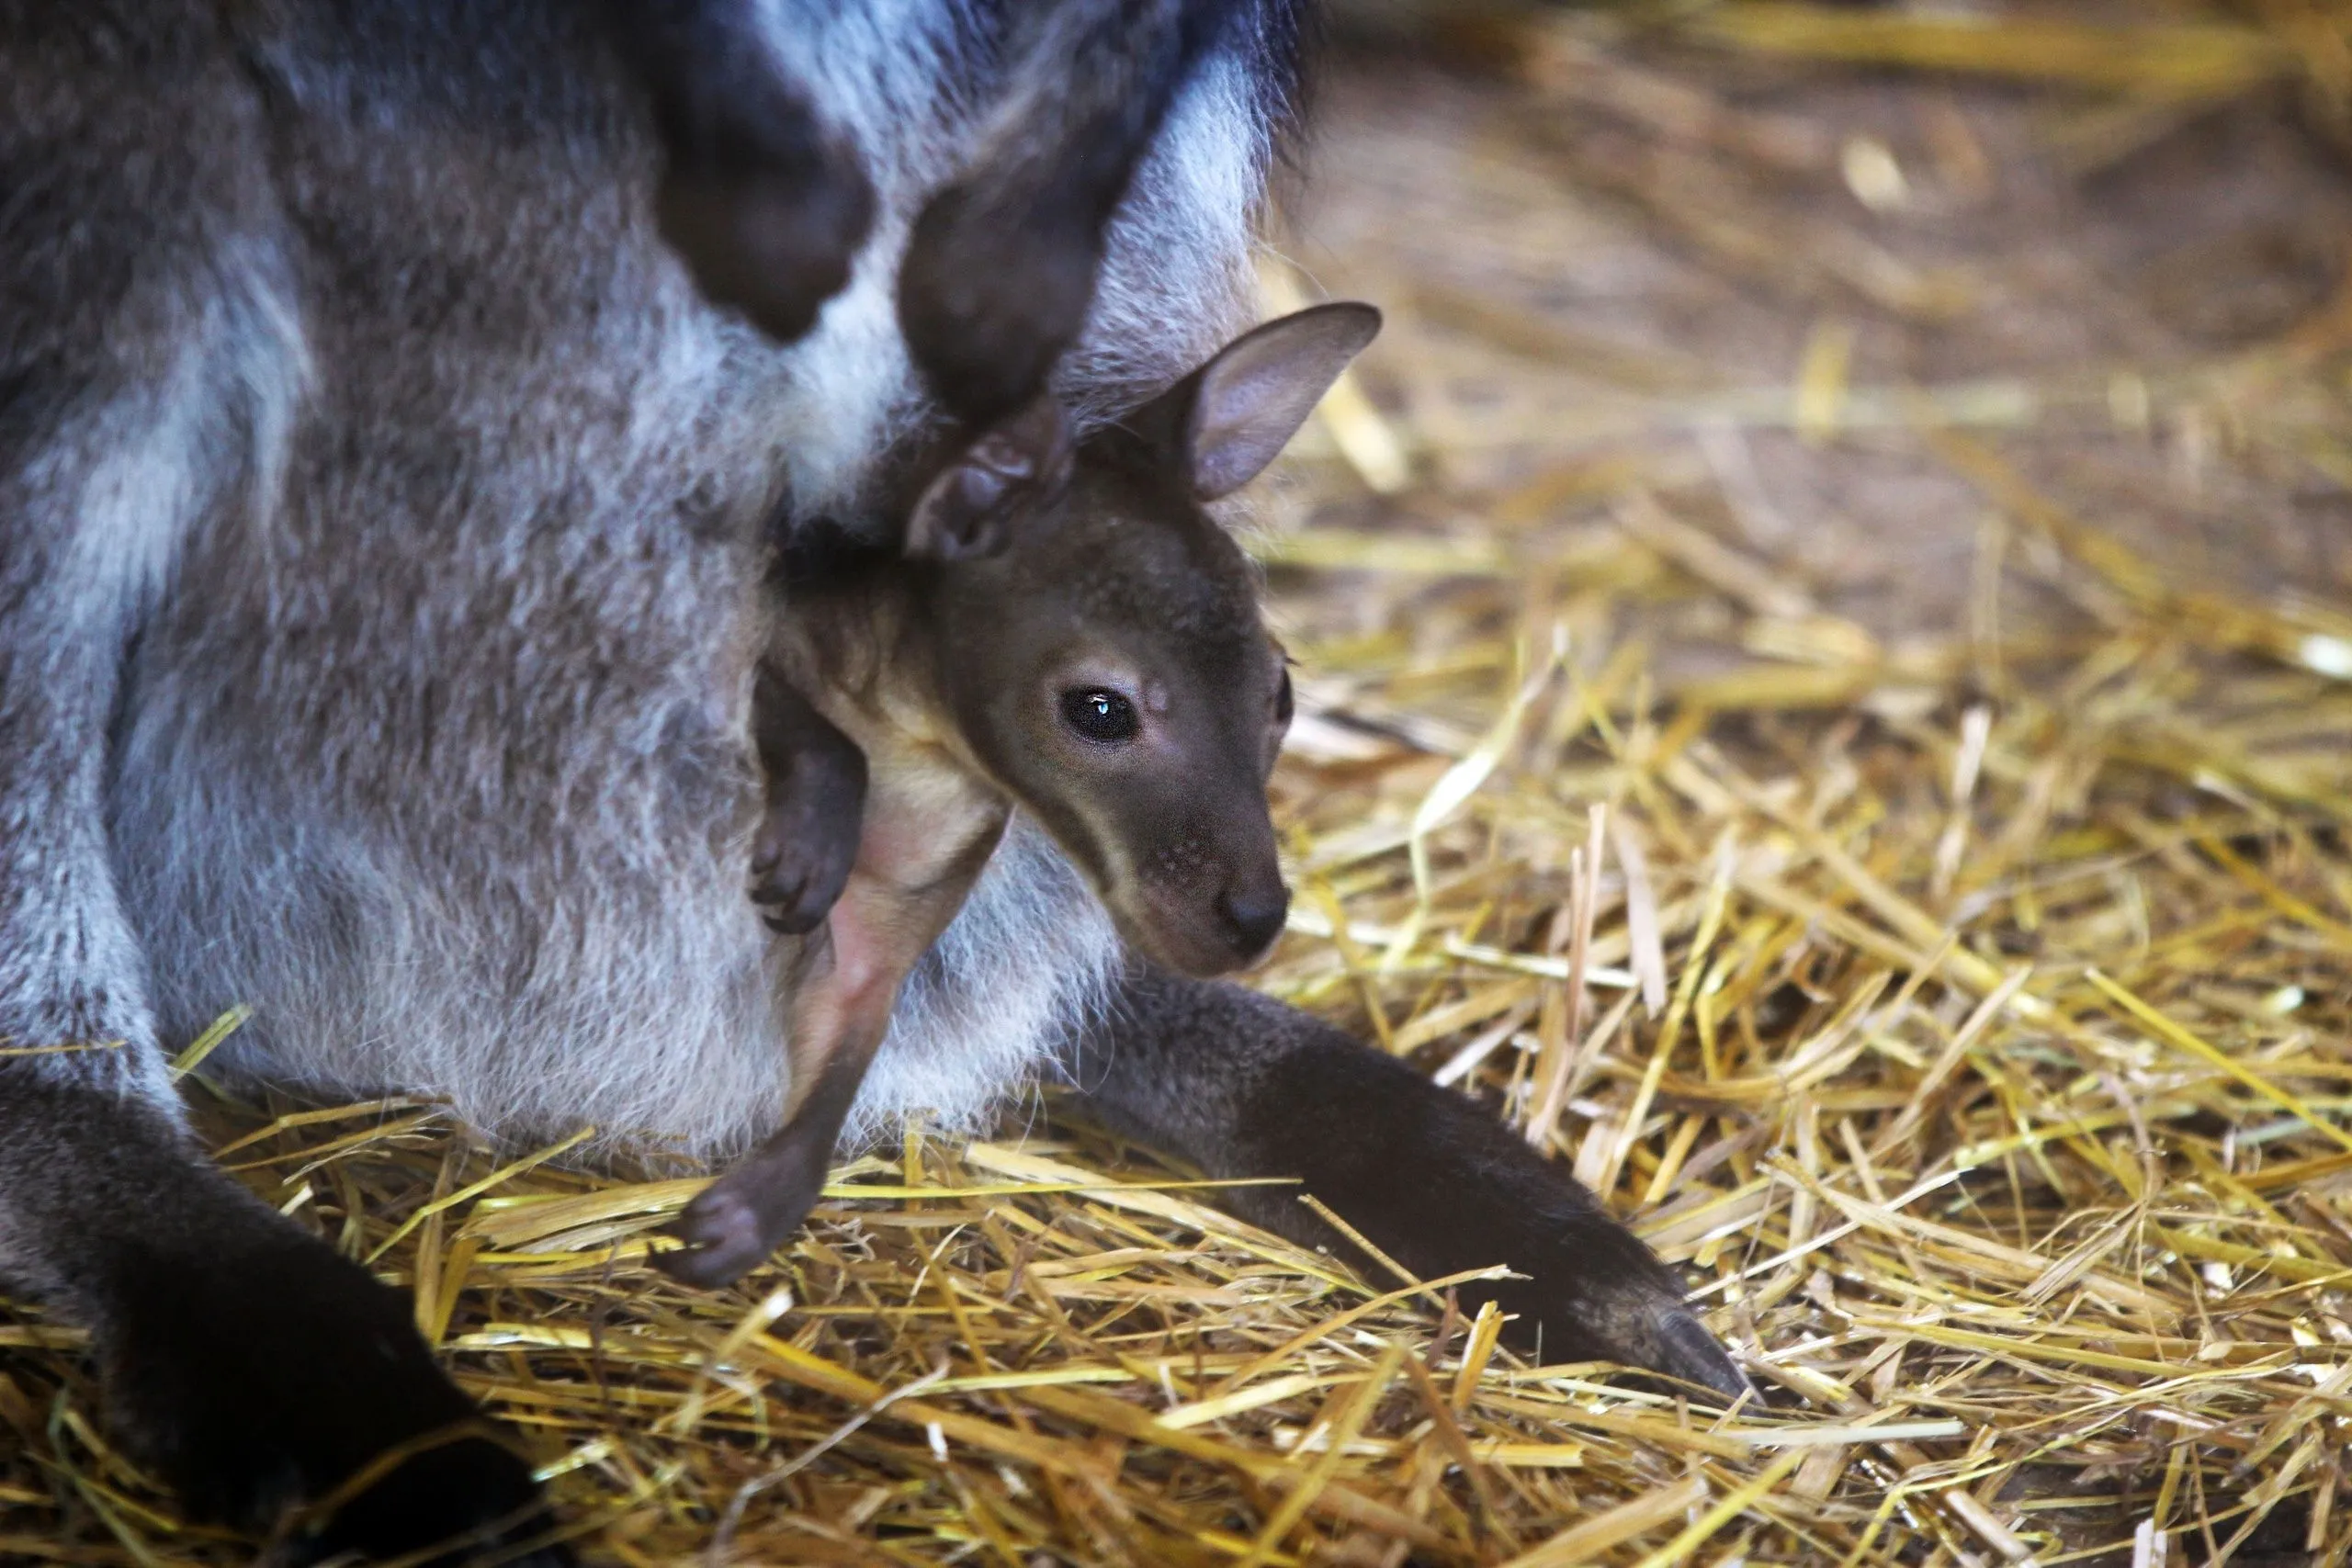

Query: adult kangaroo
<box><xmin>0</xmin><ymin>2</ymin><xmax>1743</xmax><ymax>1560</ymax></box>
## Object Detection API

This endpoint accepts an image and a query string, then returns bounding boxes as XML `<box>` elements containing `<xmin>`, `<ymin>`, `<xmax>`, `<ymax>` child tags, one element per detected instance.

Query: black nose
<box><xmin>1216</xmin><ymin>885</ymin><xmax>1290</xmax><ymax>957</ymax></box>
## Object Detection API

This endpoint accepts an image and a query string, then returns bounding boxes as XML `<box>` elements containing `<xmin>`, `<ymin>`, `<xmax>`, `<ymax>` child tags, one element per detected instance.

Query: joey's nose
<box><xmin>1215</xmin><ymin>884</ymin><xmax>1290</xmax><ymax>958</ymax></box>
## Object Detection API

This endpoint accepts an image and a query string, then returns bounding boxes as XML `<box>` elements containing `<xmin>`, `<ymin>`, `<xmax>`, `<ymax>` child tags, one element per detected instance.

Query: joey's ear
<box><xmin>1159</xmin><ymin>302</ymin><xmax>1382</xmax><ymax>502</ymax></box>
<box><xmin>905</xmin><ymin>396</ymin><xmax>1074</xmax><ymax>561</ymax></box>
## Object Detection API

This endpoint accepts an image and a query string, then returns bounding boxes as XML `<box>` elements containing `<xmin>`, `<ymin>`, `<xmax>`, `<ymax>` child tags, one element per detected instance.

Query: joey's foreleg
<box><xmin>747</xmin><ymin>663</ymin><xmax>868</xmax><ymax>934</ymax></box>
<box><xmin>610</xmin><ymin>0</ymin><xmax>876</xmax><ymax>344</ymax></box>
<box><xmin>1071</xmin><ymin>963</ymin><xmax>1751</xmax><ymax>1400</ymax></box>
<box><xmin>897</xmin><ymin>0</ymin><xmax>1248</xmax><ymax>426</ymax></box>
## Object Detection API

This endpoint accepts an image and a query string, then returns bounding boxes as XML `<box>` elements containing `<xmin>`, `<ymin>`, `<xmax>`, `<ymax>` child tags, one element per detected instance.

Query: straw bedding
<box><xmin>5</xmin><ymin>4</ymin><xmax>2350</xmax><ymax>1563</ymax></box>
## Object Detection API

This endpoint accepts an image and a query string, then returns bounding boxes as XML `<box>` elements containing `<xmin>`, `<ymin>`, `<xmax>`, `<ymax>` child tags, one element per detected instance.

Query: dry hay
<box><xmin>6</xmin><ymin>4</ymin><xmax>2352</xmax><ymax>1564</ymax></box>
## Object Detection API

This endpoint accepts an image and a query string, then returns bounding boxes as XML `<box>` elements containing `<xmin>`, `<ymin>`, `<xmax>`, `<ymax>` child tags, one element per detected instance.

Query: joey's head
<box><xmin>895</xmin><ymin>303</ymin><xmax>1382</xmax><ymax>977</ymax></box>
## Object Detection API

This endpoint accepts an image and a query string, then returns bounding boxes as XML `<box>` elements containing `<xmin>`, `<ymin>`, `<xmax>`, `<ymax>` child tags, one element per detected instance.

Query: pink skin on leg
<box><xmin>656</xmin><ymin>887</ymin><xmax>899</xmax><ymax>1288</ymax></box>
<box><xmin>657</xmin><ymin>795</ymin><xmax>1008</xmax><ymax>1289</ymax></box>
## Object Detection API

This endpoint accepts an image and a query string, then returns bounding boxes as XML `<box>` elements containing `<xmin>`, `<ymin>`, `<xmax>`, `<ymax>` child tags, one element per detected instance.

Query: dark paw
<box><xmin>292</xmin><ymin>1437</ymin><xmax>570</xmax><ymax>1568</ymax></box>
<box><xmin>654</xmin><ymin>1178</ymin><xmax>788</xmax><ymax>1290</ymax></box>
<box><xmin>656</xmin><ymin>1125</ymin><xmax>842</xmax><ymax>1292</ymax></box>
<box><xmin>100</xmin><ymin>1234</ymin><xmax>562</xmax><ymax>1563</ymax></box>
<box><xmin>653</xmin><ymin>80</ymin><xmax>875</xmax><ymax>345</ymax></box>
<box><xmin>659</xmin><ymin>162</ymin><xmax>871</xmax><ymax>345</ymax></box>
<box><xmin>1486</xmin><ymin>1269</ymin><xmax>1751</xmax><ymax>1407</ymax></box>
<box><xmin>897</xmin><ymin>183</ymin><xmax>1102</xmax><ymax>429</ymax></box>
<box><xmin>747</xmin><ymin>798</ymin><xmax>857</xmax><ymax>935</ymax></box>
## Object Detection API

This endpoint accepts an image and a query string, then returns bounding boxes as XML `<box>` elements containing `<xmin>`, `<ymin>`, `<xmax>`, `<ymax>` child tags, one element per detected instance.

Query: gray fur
<box><xmin>0</xmin><ymin>17</ymin><xmax>1752</xmax><ymax>1549</ymax></box>
<box><xmin>1064</xmin><ymin>51</ymin><xmax>1272</xmax><ymax>423</ymax></box>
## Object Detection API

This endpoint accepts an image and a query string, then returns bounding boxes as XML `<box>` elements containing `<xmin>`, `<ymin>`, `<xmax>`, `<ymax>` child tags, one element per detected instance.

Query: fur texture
<box><xmin>0</xmin><ymin>4</ymin><xmax>1294</xmax><ymax>1544</ymax></box>
<box><xmin>619</xmin><ymin>1</ymin><xmax>1305</xmax><ymax>443</ymax></box>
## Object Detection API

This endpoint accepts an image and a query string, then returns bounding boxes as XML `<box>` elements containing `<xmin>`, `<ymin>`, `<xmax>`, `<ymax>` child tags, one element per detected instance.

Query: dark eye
<box><xmin>1061</xmin><ymin>688</ymin><xmax>1139</xmax><ymax>743</ymax></box>
<box><xmin>1272</xmin><ymin>667</ymin><xmax>1294</xmax><ymax>728</ymax></box>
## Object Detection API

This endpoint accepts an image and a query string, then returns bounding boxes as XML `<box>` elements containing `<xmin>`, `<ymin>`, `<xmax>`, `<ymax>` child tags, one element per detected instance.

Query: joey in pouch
<box><xmin>665</xmin><ymin>301</ymin><xmax>1753</xmax><ymax>1404</ymax></box>
<box><xmin>661</xmin><ymin>304</ymin><xmax>1383</xmax><ymax>1286</ymax></box>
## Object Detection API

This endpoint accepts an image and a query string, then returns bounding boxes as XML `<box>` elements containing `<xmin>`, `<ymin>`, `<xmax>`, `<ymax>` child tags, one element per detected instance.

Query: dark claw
<box><xmin>1650</xmin><ymin>1307</ymin><xmax>1753</xmax><ymax>1404</ymax></box>
<box><xmin>747</xmin><ymin>814</ymin><xmax>851</xmax><ymax>933</ymax></box>
<box><xmin>747</xmin><ymin>868</ymin><xmax>829</xmax><ymax>935</ymax></box>
<box><xmin>746</xmin><ymin>865</ymin><xmax>800</xmax><ymax>909</ymax></box>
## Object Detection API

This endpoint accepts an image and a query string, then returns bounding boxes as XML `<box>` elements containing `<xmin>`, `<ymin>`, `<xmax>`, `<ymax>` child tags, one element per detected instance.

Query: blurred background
<box><xmin>6</xmin><ymin>5</ymin><xmax>2350</xmax><ymax>1564</ymax></box>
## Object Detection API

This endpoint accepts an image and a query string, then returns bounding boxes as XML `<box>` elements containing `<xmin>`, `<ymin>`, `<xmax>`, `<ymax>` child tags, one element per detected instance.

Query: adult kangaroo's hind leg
<box><xmin>0</xmin><ymin>1084</ymin><xmax>562</xmax><ymax>1566</ymax></box>
<box><xmin>1070</xmin><ymin>964</ymin><xmax>1751</xmax><ymax>1400</ymax></box>
<box><xmin>0</xmin><ymin>8</ymin><xmax>563</xmax><ymax>1560</ymax></box>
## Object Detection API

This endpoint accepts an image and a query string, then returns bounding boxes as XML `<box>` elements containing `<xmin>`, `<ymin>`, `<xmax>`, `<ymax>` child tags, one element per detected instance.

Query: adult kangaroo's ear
<box><xmin>905</xmin><ymin>396</ymin><xmax>1074</xmax><ymax>562</ymax></box>
<box><xmin>1166</xmin><ymin>302</ymin><xmax>1383</xmax><ymax>502</ymax></box>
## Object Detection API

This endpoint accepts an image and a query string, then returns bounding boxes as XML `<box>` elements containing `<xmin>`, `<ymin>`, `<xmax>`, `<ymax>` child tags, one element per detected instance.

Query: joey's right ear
<box><xmin>905</xmin><ymin>396</ymin><xmax>1074</xmax><ymax>562</ymax></box>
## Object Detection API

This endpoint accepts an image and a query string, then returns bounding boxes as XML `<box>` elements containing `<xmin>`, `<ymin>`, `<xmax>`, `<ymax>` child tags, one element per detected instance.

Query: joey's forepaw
<box><xmin>747</xmin><ymin>804</ymin><xmax>856</xmax><ymax>934</ymax></box>
<box><xmin>746</xmin><ymin>737</ymin><xmax>865</xmax><ymax>933</ymax></box>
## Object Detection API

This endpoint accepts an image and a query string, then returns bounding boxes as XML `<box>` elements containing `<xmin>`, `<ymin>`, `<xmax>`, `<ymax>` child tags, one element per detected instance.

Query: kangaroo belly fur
<box><xmin>89</xmin><ymin>0</ymin><xmax>1279</xmax><ymax>1161</ymax></box>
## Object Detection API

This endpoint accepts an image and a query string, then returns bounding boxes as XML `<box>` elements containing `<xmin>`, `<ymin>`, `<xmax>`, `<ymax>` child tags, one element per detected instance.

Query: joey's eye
<box><xmin>1061</xmin><ymin>688</ymin><xmax>1139</xmax><ymax>743</ymax></box>
<box><xmin>1272</xmin><ymin>667</ymin><xmax>1294</xmax><ymax>728</ymax></box>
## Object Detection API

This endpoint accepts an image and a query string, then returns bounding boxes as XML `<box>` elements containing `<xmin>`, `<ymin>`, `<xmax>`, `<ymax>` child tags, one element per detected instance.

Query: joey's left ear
<box><xmin>905</xmin><ymin>395</ymin><xmax>1074</xmax><ymax>561</ymax></box>
<box><xmin>1156</xmin><ymin>302</ymin><xmax>1382</xmax><ymax>502</ymax></box>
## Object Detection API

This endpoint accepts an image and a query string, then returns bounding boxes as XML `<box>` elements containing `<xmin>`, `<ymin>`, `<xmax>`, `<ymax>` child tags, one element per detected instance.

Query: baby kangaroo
<box><xmin>657</xmin><ymin>302</ymin><xmax>1381</xmax><ymax>1286</ymax></box>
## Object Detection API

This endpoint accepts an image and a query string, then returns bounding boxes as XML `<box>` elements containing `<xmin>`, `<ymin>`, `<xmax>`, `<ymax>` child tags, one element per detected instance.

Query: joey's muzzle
<box><xmin>1212</xmin><ymin>869</ymin><xmax>1289</xmax><ymax>964</ymax></box>
<box><xmin>1102</xmin><ymin>807</ymin><xmax>1288</xmax><ymax>979</ymax></box>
